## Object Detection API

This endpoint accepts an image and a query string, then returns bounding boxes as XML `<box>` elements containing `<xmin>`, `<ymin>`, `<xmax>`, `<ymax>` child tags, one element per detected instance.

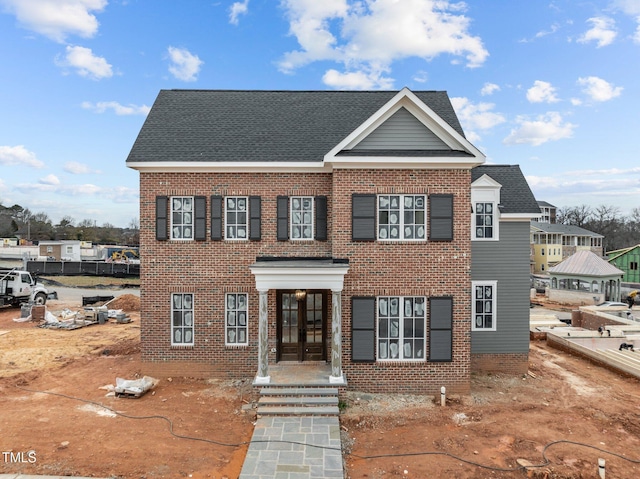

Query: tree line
<box><xmin>0</xmin><ymin>202</ymin><xmax>139</xmax><ymax>246</ymax></box>
<box><xmin>556</xmin><ymin>204</ymin><xmax>640</xmax><ymax>252</ymax></box>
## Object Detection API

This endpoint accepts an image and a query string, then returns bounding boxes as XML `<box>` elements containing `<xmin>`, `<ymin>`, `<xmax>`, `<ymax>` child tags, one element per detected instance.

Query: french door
<box><xmin>277</xmin><ymin>290</ymin><xmax>326</xmax><ymax>362</ymax></box>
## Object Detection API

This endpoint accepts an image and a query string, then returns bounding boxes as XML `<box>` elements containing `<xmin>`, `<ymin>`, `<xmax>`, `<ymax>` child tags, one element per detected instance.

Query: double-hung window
<box><xmin>290</xmin><ymin>196</ymin><xmax>314</xmax><ymax>240</ymax></box>
<box><xmin>472</xmin><ymin>281</ymin><xmax>497</xmax><ymax>331</ymax></box>
<box><xmin>474</xmin><ymin>202</ymin><xmax>494</xmax><ymax>239</ymax></box>
<box><xmin>172</xmin><ymin>293</ymin><xmax>194</xmax><ymax>345</ymax></box>
<box><xmin>225</xmin><ymin>197</ymin><xmax>248</xmax><ymax>240</ymax></box>
<box><xmin>378</xmin><ymin>195</ymin><xmax>426</xmax><ymax>240</ymax></box>
<box><xmin>171</xmin><ymin>197</ymin><xmax>194</xmax><ymax>240</ymax></box>
<box><xmin>377</xmin><ymin>296</ymin><xmax>426</xmax><ymax>360</ymax></box>
<box><xmin>225</xmin><ymin>293</ymin><xmax>248</xmax><ymax>345</ymax></box>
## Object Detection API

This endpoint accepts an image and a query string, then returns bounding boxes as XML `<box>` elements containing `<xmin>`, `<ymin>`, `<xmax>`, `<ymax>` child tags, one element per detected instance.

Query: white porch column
<box><xmin>329</xmin><ymin>288</ymin><xmax>345</xmax><ymax>384</ymax></box>
<box><xmin>255</xmin><ymin>288</ymin><xmax>270</xmax><ymax>384</ymax></box>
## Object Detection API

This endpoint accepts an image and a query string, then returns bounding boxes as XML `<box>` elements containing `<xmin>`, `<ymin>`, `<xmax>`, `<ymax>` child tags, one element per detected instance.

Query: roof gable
<box><xmin>608</xmin><ymin>244</ymin><xmax>640</xmax><ymax>261</ymax></box>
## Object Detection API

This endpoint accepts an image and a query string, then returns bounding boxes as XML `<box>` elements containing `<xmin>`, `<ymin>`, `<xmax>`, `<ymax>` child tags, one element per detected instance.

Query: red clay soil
<box><xmin>1</xmin><ymin>297</ymin><xmax>640</xmax><ymax>478</ymax></box>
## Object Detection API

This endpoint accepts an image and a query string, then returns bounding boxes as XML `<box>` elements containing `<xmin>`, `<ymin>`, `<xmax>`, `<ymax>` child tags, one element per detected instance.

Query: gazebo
<box><xmin>548</xmin><ymin>250</ymin><xmax>624</xmax><ymax>304</ymax></box>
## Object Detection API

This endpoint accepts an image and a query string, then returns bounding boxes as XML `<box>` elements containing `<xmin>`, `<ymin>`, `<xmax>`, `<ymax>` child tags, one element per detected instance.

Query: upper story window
<box><xmin>225</xmin><ymin>197</ymin><xmax>248</xmax><ymax>240</ymax></box>
<box><xmin>474</xmin><ymin>202</ymin><xmax>494</xmax><ymax>239</ymax></box>
<box><xmin>471</xmin><ymin>174</ymin><xmax>501</xmax><ymax>241</ymax></box>
<box><xmin>378</xmin><ymin>195</ymin><xmax>426</xmax><ymax>241</ymax></box>
<box><xmin>472</xmin><ymin>281</ymin><xmax>497</xmax><ymax>331</ymax></box>
<box><xmin>290</xmin><ymin>196</ymin><xmax>314</xmax><ymax>240</ymax></box>
<box><xmin>171</xmin><ymin>197</ymin><xmax>194</xmax><ymax>240</ymax></box>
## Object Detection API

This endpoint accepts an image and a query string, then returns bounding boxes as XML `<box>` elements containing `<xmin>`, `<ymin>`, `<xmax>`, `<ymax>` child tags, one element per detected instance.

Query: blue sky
<box><xmin>1</xmin><ymin>0</ymin><xmax>639</xmax><ymax>228</ymax></box>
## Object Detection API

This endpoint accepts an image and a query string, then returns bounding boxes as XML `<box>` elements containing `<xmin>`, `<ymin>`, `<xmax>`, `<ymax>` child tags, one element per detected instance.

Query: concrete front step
<box><xmin>259</xmin><ymin>395</ymin><xmax>339</xmax><ymax>406</ymax></box>
<box><xmin>257</xmin><ymin>405</ymin><xmax>340</xmax><ymax>416</ymax></box>
<box><xmin>259</xmin><ymin>387</ymin><xmax>339</xmax><ymax>396</ymax></box>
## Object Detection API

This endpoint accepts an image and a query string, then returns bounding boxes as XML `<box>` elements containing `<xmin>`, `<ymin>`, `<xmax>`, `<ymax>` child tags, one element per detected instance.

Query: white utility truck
<box><xmin>0</xmin><ymin>268</ymin><xmax>49</xmax><ymax>307</ymax></box>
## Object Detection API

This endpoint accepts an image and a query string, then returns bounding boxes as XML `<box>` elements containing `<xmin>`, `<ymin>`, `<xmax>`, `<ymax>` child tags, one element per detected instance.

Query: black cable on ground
<box><xmin>15</xmin><ymin>385</ymin><xmax>640</xmax><ymax>473</ymax></box>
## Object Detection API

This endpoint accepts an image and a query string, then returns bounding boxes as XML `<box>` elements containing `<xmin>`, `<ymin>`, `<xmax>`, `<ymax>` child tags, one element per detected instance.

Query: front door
<box><xmin>277</xmin><ymin>290</ymin><xmax>326</xmax><ymax>362</ymax></box>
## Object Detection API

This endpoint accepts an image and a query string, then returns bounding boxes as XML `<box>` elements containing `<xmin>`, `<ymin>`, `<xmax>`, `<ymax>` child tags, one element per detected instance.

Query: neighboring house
<box><xmin>38</xmin><ymin>240</ymin><xmax>82</xmax><ymax>261</ymax></box>
<box><xmin>530</xmin><ymin>222</ymin><xmax>603</xmax><ymax>274</ymax></box>
<box><xmin>536</xmin><ymin>201</ymin><xmax>556</xmax><ymax>224</ymax></box>
<box><xmin>126</xmin><ymin>88</ymin><xmax>538</xmax><ymax>394</ymax></box>
<box><xmin>607</xmin><ymin>244</ymin><xmax>640</xmax><ymax>284</ymax></box>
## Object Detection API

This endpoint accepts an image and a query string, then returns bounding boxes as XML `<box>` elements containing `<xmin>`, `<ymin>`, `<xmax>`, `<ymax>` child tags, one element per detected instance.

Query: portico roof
<box><xmin>250</xmin><ymin>258</ymin><xmax>350</xmax><ymax>292</ymax></box>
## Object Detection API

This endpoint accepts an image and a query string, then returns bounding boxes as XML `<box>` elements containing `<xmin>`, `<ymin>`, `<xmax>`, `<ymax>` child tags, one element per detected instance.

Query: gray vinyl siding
<box><xmin>471</xmin><ymin>222</ymin><xmax>531</xmax><ymax>354</ymax></box>
<box><xmin>353</xmin><ymin>107</ymin><xmax>450</xmax><ymax>150</ymax></box>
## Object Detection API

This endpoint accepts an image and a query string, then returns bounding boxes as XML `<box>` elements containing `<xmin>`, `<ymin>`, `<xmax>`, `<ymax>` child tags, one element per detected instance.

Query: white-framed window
<box><xmin>290</xmin><ymin>196</ymin><xmax>314</xmax><ymax>240</ymax></box>
<box><xmin>472</xmin><ymin>281</ymin><xmax>497</xmax><ymax>331</ymax></box>
<box><xmin>172</xmin><ymin>293</ymin><xmax>194</xmax><ymax>345</ymax></box>
<box><xmin>225</xmin><ymin>196</ymin><xmax>248</xmax><ymax>240</ymax></box>
<box><xmin>46</xmin><ymin>246</ymin><xmax>53</xmax><ymax>253</ymax></box>
<box><xmin>377</xmin><ymin>296</ymin><xmax>426</xmax><ymax>361</ymax></box>
<box><xmin>377</xmin><ymin>195</ymin><xmax>426</xmax><ymax>241</ymax></box>
<box><xmin>66</xmin><ymin>246</ymin><xmax>73</xmax><ymax>254</ymax></box>
<box><xmin>474</xmin><ymin>202</ymin><xmax>494</xmax><ymax>239</ymax></box>
<box><xmin>225</xmin><ymin>293</ymin><xmax>248</xmax><ymax>345</ymax></box>
<box><xmin>171</xmin><ymin>196</ymin><xmax>194</xmax><ymax>240</ymax></box>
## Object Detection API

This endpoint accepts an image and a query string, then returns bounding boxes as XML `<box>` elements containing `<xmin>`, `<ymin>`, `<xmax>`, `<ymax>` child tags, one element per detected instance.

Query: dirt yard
<box><xmin>1</xmin><ymin>295</ymin><xmax>639</xmax><ymax>478</ymax></box>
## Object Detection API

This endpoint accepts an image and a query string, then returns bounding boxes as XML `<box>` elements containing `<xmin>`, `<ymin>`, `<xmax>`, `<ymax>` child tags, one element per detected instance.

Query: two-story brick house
<box><xmin>126</xmin><ymin>88</ymin><xmax>539</xmax><ymax>394</ymax></box>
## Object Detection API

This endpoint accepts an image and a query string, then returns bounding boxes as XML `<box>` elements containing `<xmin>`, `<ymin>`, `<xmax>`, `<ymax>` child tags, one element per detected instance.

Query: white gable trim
<box><xmin>324</xmin><ymin>87</ymin><xmax>485</xmax><ymax>166</ymax></box>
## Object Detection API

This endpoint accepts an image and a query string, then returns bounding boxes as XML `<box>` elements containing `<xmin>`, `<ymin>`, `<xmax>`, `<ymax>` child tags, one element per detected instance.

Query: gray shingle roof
<box><xmin>531</xmin><ymin>221</ymin><xmax>603</xmax><ymax>237</ymax></box>
<box><xmin>126</xmin><ymin>89</ymin><xmax>466</xmax><ymax>164</ymax></box>
<box><xmin>549</xmin><ymin>250</ymin><xmax>624</xmax><ymax>277</ymax></box>
<box><xmin>471</xmin><ymin>165</ymin><xmax>540</xmax><ymax>215</ymax></box>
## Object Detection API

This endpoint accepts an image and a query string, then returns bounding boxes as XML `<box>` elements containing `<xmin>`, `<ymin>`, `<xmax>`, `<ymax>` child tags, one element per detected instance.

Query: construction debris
<box><xmin>115</xmin><ymin>376</ymin><xmax>158</xmax><ymax>398</ymax></box>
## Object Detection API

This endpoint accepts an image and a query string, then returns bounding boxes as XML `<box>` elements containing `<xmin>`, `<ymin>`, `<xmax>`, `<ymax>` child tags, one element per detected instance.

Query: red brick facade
<box><xmin>138</xmin><ymin>169</ymin><xmax>473</xmax><ymax>393</ymax></box>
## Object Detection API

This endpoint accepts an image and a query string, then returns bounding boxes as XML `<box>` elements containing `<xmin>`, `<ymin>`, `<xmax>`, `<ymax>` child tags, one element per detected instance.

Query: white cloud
<box><xmin>0</xmin><ymin>0</ymin><xmax>106</xmax><ymax>42</ymax></box>
<box><xmin>612</xmin><ymin>0</ymin><xmax>640</xmax><ymax>16</ymax></box>
<box><xmin>56</xmin><ymin>45</ymin><xmax>113</xmax><ymax>79</ymax></box>
<box><xmin>167</xmin><ymin>46</ymin><xmax>203</xmax><ymax>82</ymax></box>
<box><xmin>322</xmin><ymin>68</ymin><xmax>393</xmax><ymax>90</ymax></box>
<box><xmin>39</xmin><ymin>174</ymin><xmax>60</xmax><ymax>185</ymax></box>
<box><xmin>63</xmin><ymin>161</ymin><xmax>101</xmax><ymax>174</ymax></box>
<box><xmin>450</xmin><ymin>97</ymin><xmax>505</xmax><ymax>144</ymax></box>
<box><xmin>480</xmin><ymin>82</ymin><xmax>500</xmax><ymax>96</ymax></box>
<box><xmin>503</xmin><ymin>112</ymin><xmax>576</xmax><ymax>146</ymax></box>
<box><xmin>577</xmin><ymin>16</ymin><xmax>617</xmax><ymax>47</ymax></box>
<box><xmin>0</xmin><ymin>145</ymin><xmax>45</xmax><ymax>168</ymax></box>
<box><xmin>577</xmin><ymin>76</ymin><xmax>623</xmax><ymax>102</ymax></box>
<box><xmin>279</xmin><ymin>0</ymin><xmax>488</xmax><ymax>90</ymax></box>
<box><xmin>81</xmin><ymin>101</ymin><xmax>150</xmax><ymax>115</ymax></box>
<box><xmin>526</xmin><ymin>80</ymin><xmax>559</xmax><ymax>103</ymax></box>
<box><xmin>229</xmin><ymin>0</ymin><xmax>249</xmax><ymax>25</ymax></box>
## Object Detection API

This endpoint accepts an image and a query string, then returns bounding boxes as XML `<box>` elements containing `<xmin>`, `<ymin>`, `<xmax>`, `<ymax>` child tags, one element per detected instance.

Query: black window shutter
<box><xmin>210</xmin><ymin>195</ymin><xmax>223</xmax><ymax>241</ymax></box>
<box><xmin>277</xmin><ymin>196</ymin><xmax>289</xmax><ymax>241</ymax></box>
<box><xmin>352</xmin><ymin>194</ymin><xmax>376</xmax><ymax>241</ymax></box>
<box><xmin>352</xmin><ymin>297</ymin><xmax>376</xmax><ymax>362</ymax></box>
<box><xmin>429</xmin><ymin>297</ymin><xmax>453</xmax><ymax>362</ymax></box>
<box><xmin>156</xmin><ymin>196</ymin><xmax>168</xmax><ymax>241</ymax></box>
<box><xmin>315</xmin><ymin>196</ymin><xmax>327</xmax><ymax>241</ymax></box>
<box><xmin>194</xmin><ymin>196</ymin><xmax>206</xmax><ymax>240</ymax></box>
<box><xmin>429</xmin><ymin>194</ymin><xmax>454</xmax><ymax>241</ymax></box>
<box><xmin>249</xmin><ymin>196</ymin><xmax>261</xmax><ymax>241</ymax></box>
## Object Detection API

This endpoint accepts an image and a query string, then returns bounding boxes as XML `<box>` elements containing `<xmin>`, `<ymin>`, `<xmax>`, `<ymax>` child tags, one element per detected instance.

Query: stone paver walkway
<box><xmin>239</xmin><ymin>416</ymin><xmax>343</xmax><ymax>479</ymax></box>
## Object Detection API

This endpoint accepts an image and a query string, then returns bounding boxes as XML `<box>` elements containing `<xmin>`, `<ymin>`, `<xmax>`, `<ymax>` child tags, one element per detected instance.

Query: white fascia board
<box><xmin>324</xmin><ymin>87</ymin><xmax>486</xmax><ymax>164</ymax></box>
<box><xmin>329</xmin><ymin>157</ymin><xmax>484</xmax><ymax>169</ymax></box>
<box><xmin>127</xmin><ymin>161</ymin><xmax>331</xmax><ymax>173</ymax></box>
<box><xmin>500</xmin><ymin>213</ymin><xmax>543</xmax><ymax>222</ymax></box>
<box><xmin>471</xmin><ymin>174</ymin><xmax>502</xmax><ymax>189</ymax></box>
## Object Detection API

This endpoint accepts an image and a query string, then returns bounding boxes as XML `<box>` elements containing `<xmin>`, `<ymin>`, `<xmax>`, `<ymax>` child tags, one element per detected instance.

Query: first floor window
<box><xmin>226</xmin><ymin>293</ymin><xmax>248</xmax><ymax>345</ymax></box>
<box><xmin>474</xmin><ymin>202</ymin><xmax>494</xmax><ymax>239</ymax></box>
<box><xmin>378</xmin><ymin>195</ymin><xmax>426</xmax><ymax>240</ymax></box>
<box><xmin>377</xmin><ymin>296</ymin><xmax>426</xmax><ymax>360</ymax></box>
<box><xmin>472</xmin><ymin>281</ymin><xmax>497</xmax><ymax>331</ymax></box>
<box><xmin>171</xmin><ymin>196</ymin><xmax>194</xmax><ymax>240</ymax></box>
<box><xmin>290</xmin><ymin>197</ymin><xmax>314</xmax><ymax>239</ymax></box>
<box><xmin>172</xmin><ymin>293</ymin><xmax>194</xmax><ymax>345</ymax></box>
